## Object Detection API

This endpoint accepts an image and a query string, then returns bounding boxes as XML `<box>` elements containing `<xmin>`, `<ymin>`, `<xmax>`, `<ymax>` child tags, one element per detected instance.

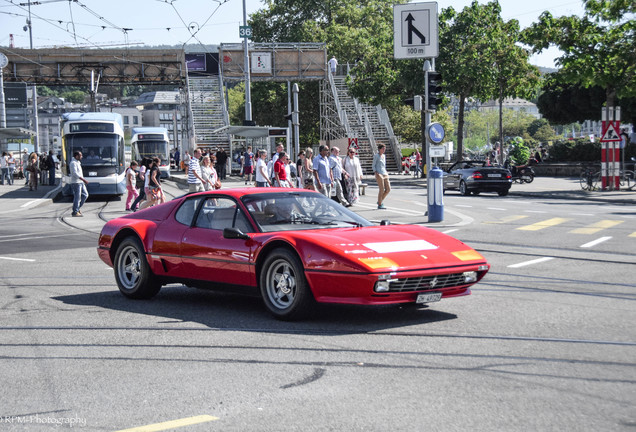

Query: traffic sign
<box><xmin>393</xmin><ymin>2</ymin><xmax>438</xmax><ymax>59</ymax></box>
<box><xmin>239</xmin><ymin>26</ymin><xmax>252</xmax><ymax>39</ymax></box>
<box><xmin>429</xmin><ymin>145</ymin><xmax>445</xmax><ymax>157</ymax></box>
<box><xmin>601</xmin><ymin>120</ymin><xmax>621</xmax><ymax>142</ymax></box>
<box><xmin>427</xmin><ymin>122</ymin><xmax>445</xmax><ymax>144</ymax></box>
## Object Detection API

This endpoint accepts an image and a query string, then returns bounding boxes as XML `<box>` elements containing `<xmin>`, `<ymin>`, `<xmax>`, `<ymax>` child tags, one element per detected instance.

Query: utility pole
<box><xmin>242</xmin><ymin>0</ymin><xmax>252</xmax><ymax>125</ymax></box>
<box><xmin>27</xmin><ymin>0</ymin><xmax>39</xmax><ymax>152</ymax></box>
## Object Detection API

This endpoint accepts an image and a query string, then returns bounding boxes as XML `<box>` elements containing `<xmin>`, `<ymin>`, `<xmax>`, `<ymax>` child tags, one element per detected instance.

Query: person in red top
<box><xmin>274</xmin><ymin>152</ymin><xmax>290</xmax><ymax>187</ymax></box>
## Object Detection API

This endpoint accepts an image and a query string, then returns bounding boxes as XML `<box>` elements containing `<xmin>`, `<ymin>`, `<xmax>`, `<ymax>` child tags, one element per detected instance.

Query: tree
<box><xmin>522</xmin><ymin>2</ymin><xmax>635</xmax><ymax>112</ymax></box>
<box><xmin>437</xmin><ymin>1</ymin><xmax>504</xmax><ymax>161</ymax></box>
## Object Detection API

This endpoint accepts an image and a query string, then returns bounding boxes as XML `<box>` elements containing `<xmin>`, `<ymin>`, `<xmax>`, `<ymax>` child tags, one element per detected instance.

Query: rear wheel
<box><xmin>498</xmin><ymin>189</ymin><xmax>509</xmax><ymax>196</ymax></box>
<box><xmin>114</xmin><ymin>237</ymin><xmax>161</xmax><ymax>299</ymax></box>
<box><xmin>523</xmin><ymin>173</ymin><xmax>535</xmax><ymax>183</ymax></box>
<box><xmin>260</xmin><ymin>248</ymin><xmax>314</xmax><ymax>320</ymax></box>
<box><xmin>459</xmin><ymin>181</ymin><xmax>470</xmax><ymax>196</ymax></box>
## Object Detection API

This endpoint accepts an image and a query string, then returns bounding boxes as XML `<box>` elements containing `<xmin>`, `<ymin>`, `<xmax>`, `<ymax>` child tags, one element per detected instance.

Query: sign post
<box><xmin>600</xmin><ymin>107</ymin><xmax>621</xmax><ymax>190</ymax></box>
<box><xmin>394</xmin><ymin>2</ymin><xmax>441</xmax><ymax>222</ymax></box>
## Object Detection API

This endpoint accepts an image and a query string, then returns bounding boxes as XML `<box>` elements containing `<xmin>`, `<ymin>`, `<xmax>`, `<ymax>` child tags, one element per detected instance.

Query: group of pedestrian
<box><xmin>186</xmin><ymin>148</ymin><xmax>221</xmax><ymax>193</ymax></box>
<box><xmin>125</xmin><ymin>156</ymin><xmax>167</xmax><ymax>211</ymax></box>
<box><xmin>0</xmin><ymin>152</ymin><xmax>17</xmax><ymax>185</ymax></box>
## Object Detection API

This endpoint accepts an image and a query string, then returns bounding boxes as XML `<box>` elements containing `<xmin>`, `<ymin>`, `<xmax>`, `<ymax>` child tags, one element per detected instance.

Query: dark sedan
<box><xmin>443</xmin><ymin>160</ymin><xmax>512</xmax><ymax>196</ymax></box>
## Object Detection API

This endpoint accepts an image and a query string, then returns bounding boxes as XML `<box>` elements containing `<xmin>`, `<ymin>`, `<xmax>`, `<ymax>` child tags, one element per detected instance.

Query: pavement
<box><xmin>0</xmin><ymin>171</ymin><xmax>633</xmax><ymax>219</ymax></box>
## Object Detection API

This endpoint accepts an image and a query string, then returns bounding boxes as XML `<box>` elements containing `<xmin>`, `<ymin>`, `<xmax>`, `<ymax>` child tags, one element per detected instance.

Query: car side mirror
<box><xmin>223</xmin><ymin>227</ymin><xmax>250</xmax><ymax>240</ymax></box>
<box><xmin>380</xmin><ymin>219</ymin><xmax>391</xmax><ymax>226</ymax></box>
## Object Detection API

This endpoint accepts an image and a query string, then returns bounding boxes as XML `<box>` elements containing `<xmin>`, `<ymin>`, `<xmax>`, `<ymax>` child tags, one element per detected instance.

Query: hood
<box><xmin>290</xmin><ymin>225</ymin><xmax>485</xmax><ymax>273</ymax></box>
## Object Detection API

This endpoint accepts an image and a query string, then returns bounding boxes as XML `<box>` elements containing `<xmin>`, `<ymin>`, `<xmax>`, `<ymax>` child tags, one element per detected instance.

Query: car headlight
<box><xmin>463</xmin><ymin>271</ymin><xmax>477</xmax><ymax>283</ymax></box>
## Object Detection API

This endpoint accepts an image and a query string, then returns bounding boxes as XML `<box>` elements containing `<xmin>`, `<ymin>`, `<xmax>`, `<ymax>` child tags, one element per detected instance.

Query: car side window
<box><xmin>194</xmin><ymin>197</ymin><xmax>252</xmax><ymax>232</ymax></box>
<box><xmin>175</xmin><ymin>197</ymin><xmax>204</xmax><ymax>226</ymax></box>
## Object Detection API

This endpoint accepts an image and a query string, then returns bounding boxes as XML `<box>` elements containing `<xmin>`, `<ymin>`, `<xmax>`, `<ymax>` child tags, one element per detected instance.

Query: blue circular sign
<box><xmin>427</xmin><ymin>122</ymin><xmax>445</xmax><ymax>144</ymax></box>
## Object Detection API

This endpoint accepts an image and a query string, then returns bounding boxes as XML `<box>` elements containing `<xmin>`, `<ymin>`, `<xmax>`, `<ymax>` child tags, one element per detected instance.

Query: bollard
<box><xmin>428</xmin><ymin>166</ymin><xmax>444</xmax><ymax>222</ymax></box>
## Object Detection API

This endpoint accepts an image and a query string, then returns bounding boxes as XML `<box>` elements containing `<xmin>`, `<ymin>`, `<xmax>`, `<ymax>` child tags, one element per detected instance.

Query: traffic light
<box><xmin>427</xmin><ymin>71</ymin><xmax>443</xmax><ymax>111</ymax></box>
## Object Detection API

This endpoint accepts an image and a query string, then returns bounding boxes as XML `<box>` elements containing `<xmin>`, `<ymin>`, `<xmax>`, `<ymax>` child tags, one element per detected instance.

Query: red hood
<box><xmin>287</xmin><ymin>225</ymin><xmax>485</xmax><ymax>272</ymax></box>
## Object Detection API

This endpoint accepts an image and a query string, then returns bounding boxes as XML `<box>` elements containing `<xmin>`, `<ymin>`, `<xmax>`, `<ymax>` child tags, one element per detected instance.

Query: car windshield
<box><xmin>242</xmin><ymin>191</ymin><xmax>373</xmax><ymax>232</ymax></box>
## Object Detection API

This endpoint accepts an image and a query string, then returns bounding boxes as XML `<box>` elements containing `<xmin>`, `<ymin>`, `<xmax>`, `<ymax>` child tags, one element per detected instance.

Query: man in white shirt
<box><xmin>70</xmin><ymin>151</ymin><xmax>89</xmax><ymax>217</ymax></box>
<box><xmin>329</xmin><ymin>146</ymin><xmax>350</xmax><ymax>206</ymax></box>
<box><xmin>187</xmin><ymin>149</ymin><xmax>205</xmax><ymax>193</ymax></box>
<box><xmin>328</xmin><ymin>55</ymin><xmax>338</xmax><ymax>74</ymax></box>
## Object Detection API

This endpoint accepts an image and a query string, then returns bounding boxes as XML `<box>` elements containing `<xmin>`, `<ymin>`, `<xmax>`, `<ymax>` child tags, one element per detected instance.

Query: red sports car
<box><xmin>97</xmin><ymin>188</ymin><xmax>489</xmax><ymax>320</ymax></box>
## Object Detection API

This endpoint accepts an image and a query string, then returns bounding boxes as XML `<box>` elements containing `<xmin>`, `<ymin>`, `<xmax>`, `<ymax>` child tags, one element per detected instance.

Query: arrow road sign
<box><xmin>405</xmin><ymin>13</ymin><xmax>426</xmax><ymax>44</ymax></box>
<box><xmin>394</xmin><ymin>2</ymin><xmax>438</xmax><ymax>59</ymax></box>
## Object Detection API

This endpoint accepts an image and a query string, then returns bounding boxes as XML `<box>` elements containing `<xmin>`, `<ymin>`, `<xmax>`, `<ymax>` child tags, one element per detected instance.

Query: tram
<box><xmin>130</xmin><ymin>127</ymin><xmax>171</xmax><ymax>179</ymax></box>
<box><xmin>60</xmin><ymin>112</ymin><xmax>127</xmax><ymax>196</ymax></box>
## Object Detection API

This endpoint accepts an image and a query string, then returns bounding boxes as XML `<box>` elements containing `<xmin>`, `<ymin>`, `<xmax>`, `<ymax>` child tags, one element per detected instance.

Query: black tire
<box><xmin>523</xmin><ymin>174</ymin><xmax>535</xmax><ymax>183</ymax></box>
<box><xmin>459</xmin><ymin>181</ymin><xmax>470</xmax><ymax>196</ymax></box>
<box><xmin>259</xmin><ymin>248</ymin><xmax>314</xmax><ymax>320</ymax></box>
<box><xmin>114</xmin><ymin>237</ymin><xmax>161</xmax><ymax>299</ymax></box>
<box><xmin>498</xmin><ymin>189</ymin><xmax>509</xmax><ymax>196</ymax></box>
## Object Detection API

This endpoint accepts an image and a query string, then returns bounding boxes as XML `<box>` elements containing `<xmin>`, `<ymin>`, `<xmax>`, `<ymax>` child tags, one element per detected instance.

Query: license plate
<box><xmin>416</xmin><ymin>292</ymin><xmax>442</xmax><ymax>304</ymax></box>
<box><xmin>89</xmin><ymin>171</ymin><xmax>97</xmax><ymax>177</ymax></box>
<box><xmin>489</xmin><ymin>173</ymin><xmax>502</xmax><ymax>178</ymax></box>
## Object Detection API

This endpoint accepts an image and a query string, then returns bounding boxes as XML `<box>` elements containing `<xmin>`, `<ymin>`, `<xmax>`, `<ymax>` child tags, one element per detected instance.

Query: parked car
<box><xmin>443</xmin><ymin>160</ymin><xmax>512</xmax><ymax>196</ymax></box>
<box><xmin>98</xmin><ymin>189</ymin><xmax>490</xmax><ymax>320</ymax></box>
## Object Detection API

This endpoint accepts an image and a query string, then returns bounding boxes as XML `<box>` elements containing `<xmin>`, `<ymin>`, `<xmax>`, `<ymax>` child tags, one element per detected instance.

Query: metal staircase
<box><xmin>187</xmin><ymin>75</ymin><xmax>230</xmax><ymax>150</ymax></box>
<box><xmin>320</xmin><ymin>72</ymin><xmax>400</xmax><ymax>174</ymax></box>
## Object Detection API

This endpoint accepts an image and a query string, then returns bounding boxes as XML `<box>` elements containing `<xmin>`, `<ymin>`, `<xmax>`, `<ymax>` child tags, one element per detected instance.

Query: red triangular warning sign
<box><xmin>601</xmin><ymin>121</ymin><xmax>621</xmax><ymax>142</ymax></box>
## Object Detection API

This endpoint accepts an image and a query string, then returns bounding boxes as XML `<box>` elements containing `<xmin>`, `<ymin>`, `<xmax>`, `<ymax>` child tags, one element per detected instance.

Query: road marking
<box><xmin>484</xmin><ymin>215</ymin><xmax>528</xmax><ymax>224</ymax></box>
<box><xmin>524</xmin><ymin>210</ymin><xmax>548</xmax><ymax>214</ymax></box>
<box><xmin>570</xmin><ymin>220</ymin><xmax>624</xmax><ymax>234</ymax></box>
<box><xmin>20</xmin><ymin>199</ymin><xmax>47</xmax><ymax>208</ymax></box>
<box><xmin>0</xmin><ymin>256</ymin><xmax>36</xmax><ymax>262</ymax></box>
<box><xmin>569</xmin><ymin>213</ymin><xmax>595</xmax><ymax>217</ymax></box>
<box><xmin>580</xmin><ymin>236</ymin><xmax>612</xmax><ymax>248</ymax></box>
<box><xmin>487</xmin><ymin>207</ymin><xmax>507</xmax><ymax>211</ymax></box>
<box><xmin>630</xmin><ymin>232</ymin><xmax>636</xmax><ymax>238</ymax></box>
<box><xmin>454</xmin><ymin>204</ymin><xmax>473</xmax><ymax>208</ymax></box>
<box><xmin>442</xmin><ymin>229</ymin><xmax>459</xmax><ymax>234</ymax></box>
<box><xmin>114</xmin><ymin>415</ymin><xmax>219</xmax><ymax>432</ymax></box>
<box><xmin>508</xmin><ymin>257</ymin><xmax>554</xmax><ymax>268</ymax></box>
<box><xmin>517</xmin><ymin>217</ymin><xmax>570</xmax><ymax>231</ymax></box>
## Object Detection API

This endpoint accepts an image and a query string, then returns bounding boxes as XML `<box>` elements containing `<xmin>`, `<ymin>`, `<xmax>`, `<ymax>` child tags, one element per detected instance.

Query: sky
<box><xmin>0</xmin><ymin>0</ymin><xmax>587</xmax><ymax>68</ymax></box>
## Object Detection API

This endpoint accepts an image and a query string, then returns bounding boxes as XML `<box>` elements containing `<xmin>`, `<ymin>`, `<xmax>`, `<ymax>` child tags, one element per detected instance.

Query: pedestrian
<box><xmin>22</xmin><ymin>150</ymin><xmax>30</xmax><ymax>185</ymax></box>
<box><xmin>0</xmin><ymin>152</ymin><xmax>9</xmax><ymax>185</ymax></box>
<box><xmin>303</xmin><ymin>147</ymin><xmax>315</xmax><ymax>190</ymax></box>
<box><xmin>27</xmin><ymin>153</ymin><xmax>40</xmax><ymax>191</ymax></box>
<box><xmin>182</xmin><ymin>150</ymin><xmax>191</xmax><ymax>174</ymax></box>
<box><xmin>329</xmin><ymin>146</ymin><xmax>350</xmax><ymax>206</ymax></box>
<box><xmin>295</xmin><ymin>150</ymin><xmax>305</xmax><ymax>188</ymax></box>
<box><xmin>414</xmin><ymin>149</ymin><xmax>422</xmax><ymax>177</ymax></box>
<box><xmin>274</xmin><ymin>152</ymin><xmax>291</xmax><ymax>187</ymax></box>
<box><xmin>6</xmin><ymin>153</ymin><xmax>15</xmax><ymax>185</ymax></box>
<box><xmin>47</xmin><ymin>150</ymin><xmax>56</xmax><ymax>186</ymax></box>
<box><xmin>174</xmin><ymin>148</ymin><xmax>180</xmax><ymax>171</ymax></box>
<box><xmin>139</xmin><ymin>157</ymin><xmax>165</xmax><ymax>209</ymax></box>
<box><xmin>130</xmin><ymin>158</ymin><xmax>149</xmax><ymax>211</ymax></box>
<box><xmin>373</xmin><ymin>143</ymin><xmax>391</xmax><ymax>209</ymax></box>
<box><xmin>313</xmin><ymin>144</ymin><xmax>333</xmax><ymax>197</ymax></box>
<box><xmin>125</xmin><ymin>161</ymin><xmax>139</xmax><ymax>211</ymax></box>
<box><xmin>328</xmin><ymin>55</ymin><xmax>338</xmax><ymax>75</ymax></box>
<box><xmin>39</xmin><ymin>153</ymin><xmax>49</xmax><ymax>185</ymax></box>
<box><xmin>201</xmin><ymin>155</ymin><xmax>219</xmax><ymax>191</ymax></box>
<box><xmin>69</xmin><ymin>151</ymin><xmax>89</xmax><ymax>217</ymax></box>
<box><xmin>243</xmin><ymin>146</ymin><xmax>255</xmax><ymax>185</ymax></box>
<box><xmin>255</xmin><ymin>150</ymin><xmax>272</xmax><ymax>187</ymax></box>
<box><xmin>216</xmin><ymin>147</ymin><xmax>228</xmax><ymax>180</ymax></box>
<box><xmin>187</xmin><ymin>148</ymin><xmax>205</xmax><ymax>192</ymax></box>
<box><xmin>343</xmin><ymin>147</ymin><xmax>363</xmax><ymax>205</ymax></box>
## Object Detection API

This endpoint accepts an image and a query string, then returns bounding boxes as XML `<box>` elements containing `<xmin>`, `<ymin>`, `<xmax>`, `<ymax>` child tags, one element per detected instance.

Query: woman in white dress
<box><xmin>201</xmin><ymin>156</ymin><xmax>219</xmax><ymax>191</ymax></box>
<box><xmin>343</xmin><ymin>148</ymin><xmax>363</xmax><ymax>204</ymax></box>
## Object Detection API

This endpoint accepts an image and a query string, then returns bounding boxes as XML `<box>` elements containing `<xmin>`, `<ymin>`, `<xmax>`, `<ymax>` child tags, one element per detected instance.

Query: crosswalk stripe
<box><xmin>484</xmin><ymin>215</ymin><xmax>529</xmax><ymax>225</ymax></box>
<box><xmin>517</xmin><ymin>217</ymin><xmax>571</xmax><ymax>231</ymax></box>
<box><xmin>570</xmin><ymin>220</ymin><xmax>624</xmax><ymax>234</ymax></box>
<box><xmin>629</xmin><ymin>232</ymin><xmax>636</xmax><ymax>238</ymax></box>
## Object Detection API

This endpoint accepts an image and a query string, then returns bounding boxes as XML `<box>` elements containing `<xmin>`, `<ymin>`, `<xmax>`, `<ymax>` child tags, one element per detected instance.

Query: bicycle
<box><xmin>579</xmin><ymin>165</ymin><xmax>600</xmax><ymax>191</ymax></box>
<box><xmin>619</xmin><ymin>157</ymin><xmax>636</xmax><ymax>190</ymax></box>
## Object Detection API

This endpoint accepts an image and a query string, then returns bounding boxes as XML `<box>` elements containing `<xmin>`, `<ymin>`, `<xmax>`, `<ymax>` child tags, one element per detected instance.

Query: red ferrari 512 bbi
<box><xmin>98</xmin><ymin>188</ymin><xmax>490</xmax><ymax>320</ymax></box>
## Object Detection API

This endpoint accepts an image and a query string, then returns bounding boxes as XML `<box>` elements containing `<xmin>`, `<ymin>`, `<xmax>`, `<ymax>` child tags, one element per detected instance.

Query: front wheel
<box><xmin>114</xmin><ymin>237</ymin><xmax>161</xmax><ymax>299</ymax></box>
<box><xmin>523</xmin><ymin>173</ymin><xmax>534</xmax><ymax>183</ymax></box>
<box><xmin>260</xmin><ymin>248</ymin><xmax>314</xmax><ymax>320</ymax></box>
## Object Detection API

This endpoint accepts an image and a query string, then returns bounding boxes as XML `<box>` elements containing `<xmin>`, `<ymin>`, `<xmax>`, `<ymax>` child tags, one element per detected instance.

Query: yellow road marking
<box><xmin>570</xmin><ymin>220</ymin><xmax>624</xmax><ymax>234</ymax></box>
<box><xmin>114</xmin><ymin>415</ymin><xmax>219</xmax><ymax>432</ymax></box>
<box><xmin>630</xmin><ymin>232</ymin><xmax>636</xmax><ymax>238</ymax></box>
<box><xmin>484</xmin><ymin>215</ymin><xmax>529</xmax><ymax>225</ymax></box>
<box><xmin>517</xmin><ymin>217</ymin><xmax>571</xmax><ymax>231</ymax></box>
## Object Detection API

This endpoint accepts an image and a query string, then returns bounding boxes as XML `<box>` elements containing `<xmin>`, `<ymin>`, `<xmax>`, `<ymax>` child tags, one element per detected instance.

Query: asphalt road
<box><xmin>0</xmin><ymin>178</ymin><xmax>634</xmax><ymax>431</ymax></box>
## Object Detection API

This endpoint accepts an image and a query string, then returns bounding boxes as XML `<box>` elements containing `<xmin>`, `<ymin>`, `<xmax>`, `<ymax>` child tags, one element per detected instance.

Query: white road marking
<box><xmin>0</xmin><ymin>256</ymin><xmax>36</xmax><ymax>262</ymax></box>
<box><xmin>442</xmin><ymin>229</ymin><xmax>459</xmax><ymax>234</ymax></box>
<box><xmin>524</xmin><ymin>210</ymin><xmax>548</xmax><ymax>213</ymax></box>
<box><xmin>20</xmin><ymin>199</ymin><xmax>47</xmax><ymax>208</ymax></box>
<box><xmin>487</xmin><ymin>207</ymin><xmax>507</xmax><ymax>211</ymax></box>
<box><xmin>508</xmin><ymin>257</ymin><xmax>554</xmax><ymax>268</ymax></box>
<box><xmin>580</xmin><ymin>236</ymin><xmax>612</xmax><ymax>248</ymax></box>
<box><xmin>569</xmin><ymin>213</ymin><xmax>595</xmax><ymax>216</ymax></box>
<box><xmin>454</xmin><ymin>205</ymin><xmax>473</xmax><ymax>208</ymax></box>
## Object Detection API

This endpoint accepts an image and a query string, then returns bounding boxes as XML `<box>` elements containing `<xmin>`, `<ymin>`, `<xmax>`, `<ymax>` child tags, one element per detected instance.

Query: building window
<box><xmin>124</xmin><ymin>115</ymin><xmax>129</xmax><ymax>125</ymax></box>
<box><xmin>133</xmin><ymin>116</ymin><xmax>139</xmax><ymax>125</ymax></box>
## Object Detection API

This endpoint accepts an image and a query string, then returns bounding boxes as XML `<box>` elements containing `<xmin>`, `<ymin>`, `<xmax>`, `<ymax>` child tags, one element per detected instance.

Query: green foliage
<box><xmin>61</xmin><ymin>90</ymin><xmax>86</xmax><ymax>104</ymax></box>
<box><xmin>507</xmin><ymin>137</ymin><xmax>531</xmax><ymax>165</ymax></box>
<box><xmin>550</xmin><ymin>139</ymin><xmax>601</xmax><ymax>161</ymax></box>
